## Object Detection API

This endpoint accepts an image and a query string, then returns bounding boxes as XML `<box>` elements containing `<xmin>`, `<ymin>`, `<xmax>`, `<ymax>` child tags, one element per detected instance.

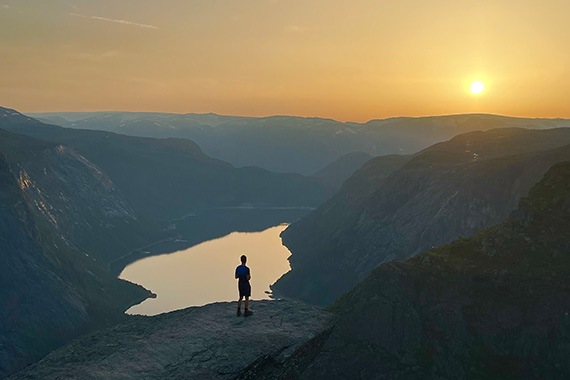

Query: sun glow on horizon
<box><xmin>470</xmin><ymin>81</ymin><xmax>485</xmax><ymax>95</ymax></box>
<box><xmin>2</xmin><ymin>1</ymin><xmax>570</xmax><ymax>120</ymax></box>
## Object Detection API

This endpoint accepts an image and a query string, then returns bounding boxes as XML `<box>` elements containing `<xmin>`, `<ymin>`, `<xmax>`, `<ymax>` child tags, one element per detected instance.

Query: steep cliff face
<box><xmin>274</xmin><ymin>128</ymin><xmax>570</xmax><ymax>306</ymax></box>
<box><xmin>0</xmin><ymin>150</ymin><xmax>151</xmax><ymax>377</ymax></box>
<box><xmin>253</xmin><ymin>162</ymin><xmax>570</xmax><ymax>380</ymax></box>
<box><xmin>0</xmin><ymin>129</ymin><xmax>160</xmax><ymax>263</ymax></box>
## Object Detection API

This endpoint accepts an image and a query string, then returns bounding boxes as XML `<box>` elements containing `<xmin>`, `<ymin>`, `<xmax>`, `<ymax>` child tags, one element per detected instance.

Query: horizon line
<box><xmin>21</xmin><ymin>108</ymin><xmax>570</xmax><ymax>125</ymax></box>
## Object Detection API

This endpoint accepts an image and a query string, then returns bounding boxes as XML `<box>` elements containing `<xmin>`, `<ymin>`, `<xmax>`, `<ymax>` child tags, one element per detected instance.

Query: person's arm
<box><xmin>235</xmin><ymin>267</ymin><xmax>238</xmax><ymax>279</ymax></box>
<box><xmin>247</xmin><ymin>267</ymin><xmax>251</xmax><ymax>281</ymax></box>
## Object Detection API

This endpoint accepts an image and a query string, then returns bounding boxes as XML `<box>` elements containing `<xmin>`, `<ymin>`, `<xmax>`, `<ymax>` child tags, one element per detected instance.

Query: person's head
<box><xmin>240</xmin><ymin>255</ymin><xmax>247</xmax><ymax>264</ymax></box>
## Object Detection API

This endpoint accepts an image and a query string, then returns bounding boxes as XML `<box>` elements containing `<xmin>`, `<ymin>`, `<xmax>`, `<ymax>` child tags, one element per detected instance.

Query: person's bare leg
<box><xmin>244</xmin><ymin>297</ymin><xmax>253</xmax><ymax>316</ymax></box>
<box><xmin>237</xmin><ymin>296</ymin><xmax>243</xmax><ymax>316</ymax></box>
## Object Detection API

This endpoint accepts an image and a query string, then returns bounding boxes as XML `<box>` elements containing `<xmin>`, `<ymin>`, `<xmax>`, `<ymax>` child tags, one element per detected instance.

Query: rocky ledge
<box><xmin>8</xmin><ymin>300</ymin><xmax>331</xmax><ymax>380</ymax></box>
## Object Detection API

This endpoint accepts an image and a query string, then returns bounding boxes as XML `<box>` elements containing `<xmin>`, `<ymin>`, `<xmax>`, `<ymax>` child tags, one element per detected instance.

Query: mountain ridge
<box><xmin>30</xmin><ymin>110</ymin><xmax>570</xmax><ymax>175</ymax></box>
<box><xmin>242</xmin><ymin>161</ymin><xmax>570</xmax><ymax>380</ymax></box>
<box><xmin>0</xmin><ymin>107</ymin><xmax>331</xmax><ymax>222</ymax></box>
<box><xmin>273</xmin><ymin>127</ymin><xmax>570</xmax><ymax>306</ymax></box>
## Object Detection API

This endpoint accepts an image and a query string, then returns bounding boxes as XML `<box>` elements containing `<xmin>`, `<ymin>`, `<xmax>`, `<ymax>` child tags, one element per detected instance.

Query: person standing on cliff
<box><xmin>235</xmin><ymin>255</ymin><xmax>253</xmax><ymax>317</ymax></box>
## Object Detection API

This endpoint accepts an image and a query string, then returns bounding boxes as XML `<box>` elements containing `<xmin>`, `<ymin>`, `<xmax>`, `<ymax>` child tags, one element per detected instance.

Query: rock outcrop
<box><xmin>8</xmin><ymin>300</ymin><xmax>332</xmax><ymax>380</ymax></box>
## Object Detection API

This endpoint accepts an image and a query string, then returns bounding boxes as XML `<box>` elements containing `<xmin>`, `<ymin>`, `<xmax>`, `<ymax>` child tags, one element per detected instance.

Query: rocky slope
<box><xmin>273</xmin><ymin>128</ymin><xmax>570</xmax><ymax>306</ymax></box>
<box><xmin>8</xmin><ymin>300</ymin><xmax>332</xmax><ymax>380</ymax></box>
<box><xmin>0</xmin><ymin>145</ymin><xmax>151</xmax><ymax>377</ymax></box>
<box><xmin>0</xmin><ymin>128</ymin><xmax>160</xmax><ymax>263</ymax></box>
<box><xmin>31</xmin><ymin>111</ymin><xmax>570</xmax><ymax>175</ymax></box>
<box><xmin>249</xmin><ymin>161</ymin><xmax>570</xmax><ymax>379</ymax></box>
<box><xmin>1</xmin><ymin>107</ymin><xmax>330</xmax><ymax>221</ymax></box>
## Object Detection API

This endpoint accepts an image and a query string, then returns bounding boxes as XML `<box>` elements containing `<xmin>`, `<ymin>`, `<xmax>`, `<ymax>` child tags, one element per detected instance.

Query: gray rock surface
<box><xmin>9</xmin><ymin>300</ymin><xmax>331</xmax><ymax>380</ymax></box>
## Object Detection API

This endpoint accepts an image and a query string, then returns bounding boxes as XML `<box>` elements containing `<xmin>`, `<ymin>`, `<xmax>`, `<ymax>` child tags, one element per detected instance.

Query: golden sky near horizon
<box><xmin>1</xmin><ymin>0</ymin><xmax>569</xmax><ymax>122</ymax></box>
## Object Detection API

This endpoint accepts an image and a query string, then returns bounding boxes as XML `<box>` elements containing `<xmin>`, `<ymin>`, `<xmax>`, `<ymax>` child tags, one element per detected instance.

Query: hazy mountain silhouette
<box><xmin>273</xmin><ymin>127</ymin><xmax>570</xmax><ymax>306</ymax></box>
<box><xmin>32</xmin><ymin>111</ymin><xmax>570</xmax><ymax>175</ymax></box>
<box><xmin>1</xmin><ymin>107</ymin><xmax>331</xmax><ymax>221</ymax></box>
<box><xmin>312</xmin><ymin>151</ymin><xmax>375</xmax><ymax>189</ymax></box>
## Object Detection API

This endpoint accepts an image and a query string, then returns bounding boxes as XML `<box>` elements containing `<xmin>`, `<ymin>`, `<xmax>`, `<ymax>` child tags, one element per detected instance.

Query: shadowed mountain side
<box><xmin>31</xmin><ymin>111</ymin><xmax>570</xmax><ymax>175</ymax></box>
<box><xmin>262</xmin><ymin>161</ymin><xmax>570</xmax><ymax>380</ymax></box>
<box><xmin>273</xmin><ymin>128</ymin><xmax>570</xmax><ymax>306</ymax></box>
<box><xmin>0</xmin><ymin>128</ymin><xmax>162</xmax><ymax>263</ymax></box>
<box><xmin>7</xmin><ymin>300</ymin><xmax>332</xmax><ymax>380</ymax></box>
<box><xmin>1</xmin><ymin>107</ymin><xmax>331</xmax><ymax>221</ymax></box>
<box><xmin>0</xmin><ymin>153</ymin><xmax>151</xmax><ymax>378</ymax></box>
<box><xmin>312</xmin><ymin>151</ymin><xmax>373</xmax><ymax>189</ymax></box>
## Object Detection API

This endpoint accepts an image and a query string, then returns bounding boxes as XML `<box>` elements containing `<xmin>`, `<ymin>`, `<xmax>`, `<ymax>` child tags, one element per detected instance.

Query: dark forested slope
<box><xmin>274</xmin><ymin>128</ymin><xmax>570</xmax><ymax>305</ymax></box>
<box><xmin>288</xmin><ymin>161</ymin><xmax>570</xmax><ymax>379</ymax></box>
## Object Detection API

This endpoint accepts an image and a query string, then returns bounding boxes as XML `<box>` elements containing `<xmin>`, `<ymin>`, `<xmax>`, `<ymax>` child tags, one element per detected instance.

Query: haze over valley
<box><xmin>3</xmin><ymin>1</ymin><xmax>570</xmax><ymax>378</ymax></box>
<box><xmin>3</xmin><ymin>105</ymin><xmax>570</xmax><ymax>379</ymax></box>
<box><xmin>31</xmin><ymin>111</ymin><xmax>570</xmax><ymax>175</ymax></box>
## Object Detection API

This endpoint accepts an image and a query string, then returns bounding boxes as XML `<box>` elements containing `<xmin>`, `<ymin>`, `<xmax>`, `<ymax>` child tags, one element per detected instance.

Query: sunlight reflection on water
<box><xmin>120</xmin><ymin>224</ymin><xmax>291</xmax><ymax>316</ymax></box>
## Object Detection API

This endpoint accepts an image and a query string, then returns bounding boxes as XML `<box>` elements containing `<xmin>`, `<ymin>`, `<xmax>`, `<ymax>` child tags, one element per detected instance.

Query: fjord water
<box><xmin>120</xmin><ymin>224</ymin><xmax>292</xmax><ymax>316</ymax></box>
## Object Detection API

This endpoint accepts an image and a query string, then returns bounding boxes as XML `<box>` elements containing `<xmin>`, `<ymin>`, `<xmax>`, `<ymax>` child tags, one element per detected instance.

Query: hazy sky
<box><xmin>1</xmin><ymin>0</ymin><xmax>569</xmax><ymax>121</ymax></box>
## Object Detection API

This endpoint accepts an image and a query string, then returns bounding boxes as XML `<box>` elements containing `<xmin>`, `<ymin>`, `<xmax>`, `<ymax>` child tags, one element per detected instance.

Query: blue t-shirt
<box><xmin>235</xmin><ymin>265</ymin><xmax>250</xmax><ymax>283</ymax></box>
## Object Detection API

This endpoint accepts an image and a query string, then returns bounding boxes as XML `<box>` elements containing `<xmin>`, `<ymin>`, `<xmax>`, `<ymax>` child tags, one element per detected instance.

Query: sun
<box><xmin>470</xmin><ymin>81</ymin><xmax>485</xmax><ymax>95</ymax></box>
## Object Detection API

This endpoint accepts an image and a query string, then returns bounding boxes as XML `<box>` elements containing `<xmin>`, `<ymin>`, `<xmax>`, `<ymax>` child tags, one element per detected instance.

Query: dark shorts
<box><xmin>238</xmin><ymin>281</ymin><xmax>251</xmax><ymax>298</ymax></box>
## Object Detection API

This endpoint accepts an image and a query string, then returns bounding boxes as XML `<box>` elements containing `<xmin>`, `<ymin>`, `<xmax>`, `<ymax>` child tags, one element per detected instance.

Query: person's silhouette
<box><xmin>235</xmin><ymin>255</ymin><xmax>253</xmax><ymax>317</ymax></box>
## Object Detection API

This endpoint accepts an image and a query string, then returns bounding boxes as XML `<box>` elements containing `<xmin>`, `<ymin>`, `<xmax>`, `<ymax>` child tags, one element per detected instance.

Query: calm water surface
<box><xmin>120</xmin><ymin>224</ymin><xmax>291</xmax><ymax>316</ymax></box>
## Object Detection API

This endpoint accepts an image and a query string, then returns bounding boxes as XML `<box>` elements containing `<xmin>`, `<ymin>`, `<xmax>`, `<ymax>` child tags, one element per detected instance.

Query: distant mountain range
<box><xmin>273</xmin><ymin>127</ymin><xmax>570</xmax><ymax>306</ymax></box>
<box><xmin>2</xmin><ymin>108</ymin><xmax>331</xmax><ymax>221</ymax></box>
<box><xmin>31</xmin><ymin>111</ymin><xmax>570</xmax><ymax>175</ymax></box>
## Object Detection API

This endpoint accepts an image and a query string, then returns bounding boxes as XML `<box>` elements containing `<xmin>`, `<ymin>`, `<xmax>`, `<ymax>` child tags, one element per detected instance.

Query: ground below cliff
<box><xmin>8</xmin><ymin>300</ymin><xmax>331</xmax><ymax>380</ymax></box>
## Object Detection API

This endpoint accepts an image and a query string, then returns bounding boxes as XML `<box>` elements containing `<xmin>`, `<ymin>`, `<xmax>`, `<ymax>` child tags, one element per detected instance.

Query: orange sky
<box><xmin>1</xmin><ymin>0</ymin><xmax>569</xmax><ymax>122</ymax></box>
